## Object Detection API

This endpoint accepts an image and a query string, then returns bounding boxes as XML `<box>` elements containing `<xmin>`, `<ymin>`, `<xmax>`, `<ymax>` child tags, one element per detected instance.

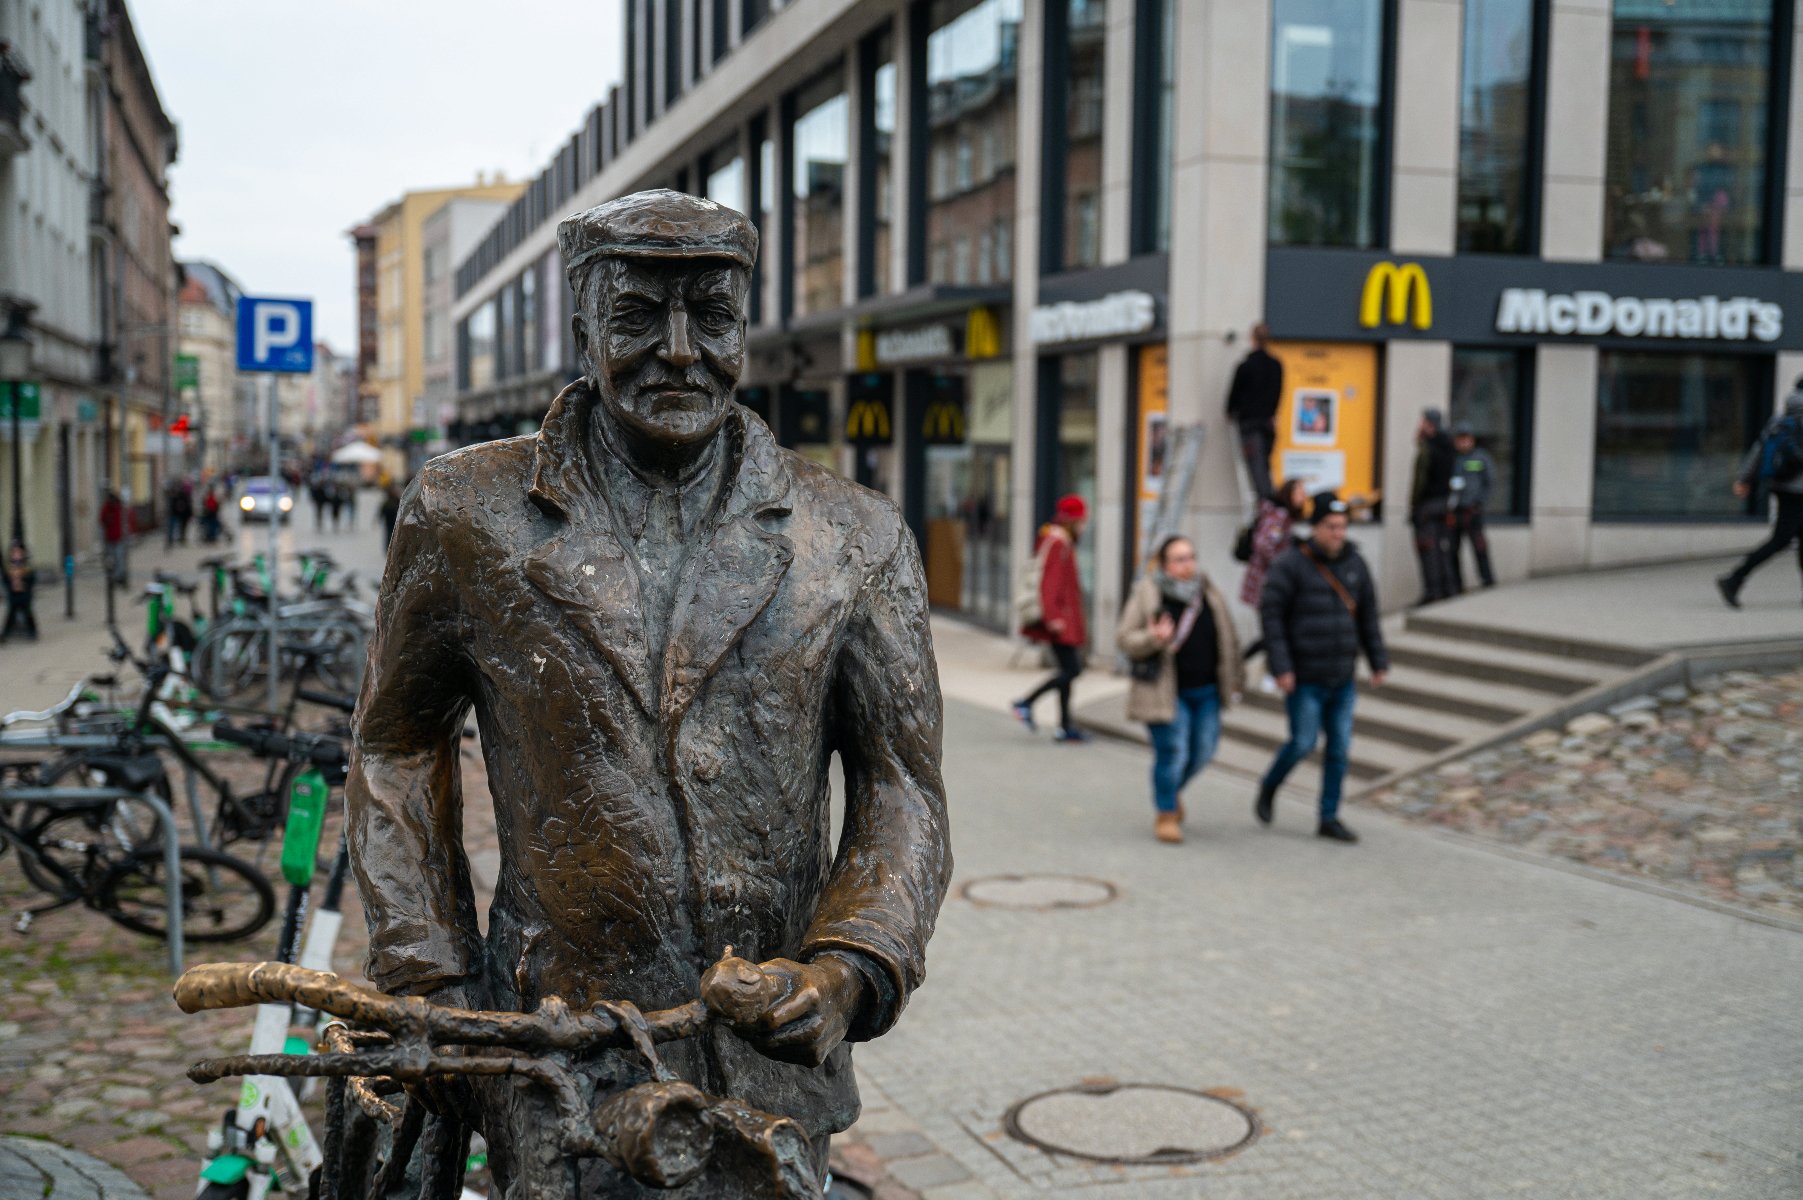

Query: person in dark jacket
<box><xmin>1254</xmin><ymin>494</ymin><xmax>1389</xmax><ymax>842</ymax></box>
<box><xmin>2</xmin><ymin>540</ymin><xmax>37</xmax><ymax>642</ymax></box>
<box><xmin>1226</xmin><ymin>323</ymin><xmax>1283</xmax><ymax>503</ymax></box>
<box><xmin>1718</xmin><ymin>384</ymin><xmax>1803</xmax><ymax>608</ymax></box>
<box><xmin>1013</xmin><ymin>494</ymin><xmax>1091</xmax><ymax>743</ymax></box>
<box><xmin>1410</xmin><ymin>408</ymin><xmax>1458</xmax><ymax>605</ymax></box>
<box><xmin>1449</xmin><ymin>425</ymin><xmax>1497</xmax><ymax>592</ymax></box>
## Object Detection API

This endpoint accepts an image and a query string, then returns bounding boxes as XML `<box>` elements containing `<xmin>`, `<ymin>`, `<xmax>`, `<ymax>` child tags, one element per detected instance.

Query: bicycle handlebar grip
<box><xmin>297</xmin><ymin>688</ymin><xmax>357</xmax><ymax>714</ymax></box>
<box><xmin>211</xmin><ymin>721</ymin><xmax>274</xmax><ymax>754</ymax></box>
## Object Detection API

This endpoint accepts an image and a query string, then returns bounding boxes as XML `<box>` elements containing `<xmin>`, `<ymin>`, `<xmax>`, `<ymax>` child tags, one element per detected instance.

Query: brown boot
<box><xmin>1155</xmin><ymin>811</ymin><xmax>1183</xmax><ymax>844</ymax></box>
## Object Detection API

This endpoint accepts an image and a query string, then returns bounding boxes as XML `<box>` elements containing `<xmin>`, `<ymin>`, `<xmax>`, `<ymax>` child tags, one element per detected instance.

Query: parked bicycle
<box><xmin>177</xmin><ymin>955</ymin><xmax>826</xmax><ymax>1200</ymax></box>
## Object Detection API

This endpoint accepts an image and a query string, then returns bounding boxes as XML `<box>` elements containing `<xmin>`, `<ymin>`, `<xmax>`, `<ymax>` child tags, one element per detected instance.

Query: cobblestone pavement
<box><xmin>1366</xmin><ymin>667</ymin><xmax>1803</xmax><ymax>920</ymax></box>
<box><xmin>4</xmin><ymin>683</ymin><xmax>1801</xmax><ymax>1197</ymax></box>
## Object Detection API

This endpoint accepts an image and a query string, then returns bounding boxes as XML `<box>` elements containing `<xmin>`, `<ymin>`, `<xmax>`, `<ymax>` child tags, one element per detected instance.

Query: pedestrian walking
<box><xmin>1718</xmin><ymin>383</ymin><xmax>1803</xmax><ymax>608</ymax></box>
<box><xmin>1449</xmin><ymin>425</ymin><xmax>1497</xmax><ymax>592</ymax></box>
<box><xmin>1254</xmin><ymin>494</ymin><xmax>1389</xmax><ymax>843</ymax></box>
<box><xmin>328</xmin><ymin>480</ymin><xmax>345</xmax><ymax>531</ymax></box>
<box><xmin>1226</xmin><ymin>323</ymin><xmax>1283</xmax><ymax>503</ymax></box>
<box><xmin>1410</xmin><ymin>408</ymin><xmax>1458</xmax><ymax>605</ymax></box>
<box><xmin>201</xmin><ymin>484</ymin><xmax>223</xmax><ymax>544</ymax></box>
<box><xmin>171</xmin><ymin>480</ymin><xmax>194</xmax><ymax>545</ymax></box>
<box><xmin>1012</xmin><ymin>494</ymin><xmax>1091</xmax><ymax>743</ymax></box>
<box><xmin>99</xmin><ymin>488</ymin><xmax>128</xmax><ymax>585</ymax></box>
<box><xmin>1239</xmin><ymin>478</ymin><xmax>1310</xmax><ymax>609</ymax></box>
<box><xmin>1</xmin><ymin>541</ymin><xmax>38</xmax><ymax>642</ymax></box>
<box><xmin>343</xmin><ymin>479</ymin><xmax>358</xmax><ymax>530</ymax></box>
<box><xmin>1118</xmin><ymin>536</ymin><xmax>1243</xmax><ymax>844</ymax></box>
<box><xmin>310</xmin><ymin>478</ymin><xmax>328</xmax><ymax>532</ymax></box>
<box><xmin>379</xmin><ymin>481</ymin><xmax>402</xmax><ymax>550</ymax></box>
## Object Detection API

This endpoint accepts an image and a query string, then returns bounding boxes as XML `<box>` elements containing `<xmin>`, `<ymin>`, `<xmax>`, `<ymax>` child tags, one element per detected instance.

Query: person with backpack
<box><xmin>1718</xmin><ymin>384</ymin><xmax>1803</xmax><ymax>608</ymax></box>
<box><xmin>1118</xmin><ymin>536</ymin><xmax>1243</xmax><ymax>843</ymax></box>
<box><xmin>1012</xmin><ymin>494</ymin><xmax>1091</xmax><ymax>743</ymax></box>
<box><xmin>1449</xmin><ymin>425</ymin><xmax>1497</xmax><ymax>592</ymax></box>
<box><xmin>1254</xmin><ymin>494</ymin><xmax>1388</xmax><ymax>843</ymax></box>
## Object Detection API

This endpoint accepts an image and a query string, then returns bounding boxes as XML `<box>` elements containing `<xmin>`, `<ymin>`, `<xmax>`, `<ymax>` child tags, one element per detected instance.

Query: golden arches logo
<box><xmin>922</xmin><ymin>399</ymin><xmax>965</xmax><ymax>442</ymax></box>
<box><xmin>965</xmin><ymin>306</ymin><xmax>1002</xmax><ymax>359</ymax></box>
<box><xmin>1359</xmin><ymin>262</ymin><xmax>1432</xmax><ymax>330</ymax></box>
<box><xmin>847</xmin><ymin>398</ymin><xmax>891</xmax><ymax>441</ymax></box>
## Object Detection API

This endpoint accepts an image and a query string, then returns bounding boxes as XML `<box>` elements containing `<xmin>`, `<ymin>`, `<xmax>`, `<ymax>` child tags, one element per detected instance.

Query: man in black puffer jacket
<box><xmin>1255</xmin><ymin>494</ymin><xmax>1389</xmax><ymax>842</ymax></box>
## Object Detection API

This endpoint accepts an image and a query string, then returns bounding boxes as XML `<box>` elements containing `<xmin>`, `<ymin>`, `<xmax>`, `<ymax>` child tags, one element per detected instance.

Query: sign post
<box><xmin>235</xmin><ymin>297</ymin><xmax>314</xmax><ymax>712</ymax></box>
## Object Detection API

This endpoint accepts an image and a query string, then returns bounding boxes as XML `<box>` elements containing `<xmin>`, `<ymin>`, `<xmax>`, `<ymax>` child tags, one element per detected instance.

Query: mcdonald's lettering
<box><xmin>1359</xmin><ymin>262</ymin><xmax>1432</xmax><ymax>330</ymax></box>
<box><xmin>846</xmin><ymin>397</ymin><xmax>893</xmax><ymax>442</ymax></box>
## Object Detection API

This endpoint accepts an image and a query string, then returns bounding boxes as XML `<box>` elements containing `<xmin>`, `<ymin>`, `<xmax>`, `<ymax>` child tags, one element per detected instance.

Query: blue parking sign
<box><xmin>236</xmin><ymin>296</ymin><xmax>315</xmax><ymax>374</ymax></box>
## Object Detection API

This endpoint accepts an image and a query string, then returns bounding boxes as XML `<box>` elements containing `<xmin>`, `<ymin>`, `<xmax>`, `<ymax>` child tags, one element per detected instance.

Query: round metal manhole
<box><xmin>960</xmin><ymin>874</ymin><xmax>1118</xmax><ymax>910</ymax></box>
<box><xmin>1003</xmin><ymin>1083</ymin><xmax>1259</xmax><ymax>1165</ymax></box>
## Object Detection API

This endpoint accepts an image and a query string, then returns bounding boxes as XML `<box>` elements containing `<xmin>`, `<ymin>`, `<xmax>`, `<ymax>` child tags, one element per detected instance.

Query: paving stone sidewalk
<box><xmin>1365</xmin><ymin>666</ymin><xmax>1803</xmax><ymax>919</ymax></box>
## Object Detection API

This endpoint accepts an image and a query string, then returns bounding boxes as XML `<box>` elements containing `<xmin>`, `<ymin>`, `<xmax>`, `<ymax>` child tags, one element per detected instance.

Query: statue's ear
<box><xmin>571</xmin><ymin>314</ymin><xmax>591</xmax><ymax>372</ymax></box>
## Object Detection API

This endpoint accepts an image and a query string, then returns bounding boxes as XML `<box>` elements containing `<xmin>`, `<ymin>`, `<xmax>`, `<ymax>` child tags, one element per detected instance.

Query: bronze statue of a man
<box><xmin>347</xmin><ymin>189</ymin><xmax>952</xmax><ymax>1195</ymax></box>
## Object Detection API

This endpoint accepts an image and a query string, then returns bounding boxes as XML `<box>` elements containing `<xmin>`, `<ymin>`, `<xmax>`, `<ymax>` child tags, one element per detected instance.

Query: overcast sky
<box><xmin>134</xmin><ymin>0</ymin><xmax>624</xmax><ymax>351</ymax></box>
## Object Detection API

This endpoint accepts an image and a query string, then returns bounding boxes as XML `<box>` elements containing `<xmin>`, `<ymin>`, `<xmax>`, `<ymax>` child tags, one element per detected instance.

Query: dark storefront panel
<box><xmin>1594</xmin><ymin>350</ymin><xmax>1766</xmax><ymax>520</ymax></box>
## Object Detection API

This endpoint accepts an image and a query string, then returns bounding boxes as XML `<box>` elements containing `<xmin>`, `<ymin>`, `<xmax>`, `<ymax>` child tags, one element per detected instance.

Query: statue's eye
<box><xmin>613</xmin><ymin>302</ymin><xmax>655</xmax><ymax>336</ymax></box>
<box><xmin>696</xmin><ymin>303</ymin><xmax>735</xmax><ymax>333</ymax></box>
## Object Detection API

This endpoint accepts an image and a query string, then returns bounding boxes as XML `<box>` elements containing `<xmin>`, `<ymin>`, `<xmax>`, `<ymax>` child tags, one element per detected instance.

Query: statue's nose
<box><xmin>660</xmin><ymin>309</ymin><xmax>698</xmax><ymax>367</ymax></box>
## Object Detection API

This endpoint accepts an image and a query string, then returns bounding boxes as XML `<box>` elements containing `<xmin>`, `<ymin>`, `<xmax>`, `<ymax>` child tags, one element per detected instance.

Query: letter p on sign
<box><xmin>236</xmin><ymin>296</ymin><xmax>315</xmax><ymax>374</ymax></box>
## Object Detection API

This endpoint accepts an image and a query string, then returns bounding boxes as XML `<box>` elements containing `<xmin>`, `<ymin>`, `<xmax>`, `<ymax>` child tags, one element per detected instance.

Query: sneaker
<box><xmin>1154</xmin><ymin>811</ymin><xmax>1183</xmax><ymax>844</ymax></box>
<box><xmin>1010</xmin><ymin>701</ymin><xmax>1037</xmax><ymax>733</ymax></box>
<box><xmin>1052</xmin><ymin>727</ymin><xmax>1091</xmax><ymax>744</ymax></box>
<box><xmin>1317</xmin><ymin>818</ymin><xmax>1359</xmax><ymax>843</ymax></box>
<box><xmin>1254</xmin><ymin>784</ymin><xmax>1276</xmax><ymax>826</ymax></box>
<box><xmin>1715</xmin><ymin>574</ymin><xmax>1742</xmax><ymax>610</ymax></box>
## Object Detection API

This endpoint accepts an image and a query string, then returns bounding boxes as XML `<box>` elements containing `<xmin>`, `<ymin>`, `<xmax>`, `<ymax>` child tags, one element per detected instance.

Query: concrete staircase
<box><xmin>1077</xmin><ymin>608</ymin><xmax>1663</xmax><ymax>799</ymax></box>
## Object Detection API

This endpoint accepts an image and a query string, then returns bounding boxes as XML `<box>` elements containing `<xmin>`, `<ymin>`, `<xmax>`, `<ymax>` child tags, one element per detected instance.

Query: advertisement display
<box><xmin>1134</xmin><ymin>344</ymin><xmax>1169</xmax><ymax>560</ymax></box>
<box><xmin>1265</xmin><ymin>341</ymin><xmax>1379</xmax><ymax>511</ymax></box>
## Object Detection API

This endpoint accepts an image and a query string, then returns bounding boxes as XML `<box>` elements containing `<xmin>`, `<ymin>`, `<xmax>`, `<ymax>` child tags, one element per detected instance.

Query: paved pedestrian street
<box><xmin>3</xmin><ymin>610</ymin><xmax>1801</xmax><ymax>1196</ymax></box>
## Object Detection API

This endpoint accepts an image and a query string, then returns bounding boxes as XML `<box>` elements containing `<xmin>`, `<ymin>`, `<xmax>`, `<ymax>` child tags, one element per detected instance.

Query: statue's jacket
<box><xmin>346</xmin><ymin>382</ymin><xmax>952</xmax><ymax>1138</ymax></box>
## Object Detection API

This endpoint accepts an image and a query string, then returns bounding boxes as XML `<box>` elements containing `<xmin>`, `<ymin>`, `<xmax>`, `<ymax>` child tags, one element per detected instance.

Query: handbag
<box><xmin>1232</xmin><ymin>523</ymin><xmax>1255</xmax><ymax>563</ymax></box>
<box><xmin>1130</xmin><ymin>592</ymin><xmax>1203</xmax><ymax>681</ymax></box>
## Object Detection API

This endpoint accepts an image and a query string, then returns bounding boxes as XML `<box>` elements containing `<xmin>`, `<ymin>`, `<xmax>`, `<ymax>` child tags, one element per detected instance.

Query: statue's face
<box><xmin>576</xmin><ymin>257</ymin><xmax>749</xmax><ymax>446</ymax></box>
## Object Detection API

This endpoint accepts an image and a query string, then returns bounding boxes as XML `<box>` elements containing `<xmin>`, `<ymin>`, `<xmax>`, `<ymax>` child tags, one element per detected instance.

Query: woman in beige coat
<box><xmin>1116</xmin><ymin>536</ymin><xmax>1245</xmax><ymax>843</ymax></box>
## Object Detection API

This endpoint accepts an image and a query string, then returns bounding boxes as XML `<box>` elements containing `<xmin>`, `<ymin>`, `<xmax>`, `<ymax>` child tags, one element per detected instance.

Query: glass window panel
<box><xmin>706</xmin><ymin>148</ymin><xmax>747</xmax><ymax>214</ymax></box>
<box><xmin>468</xmin><ymin>301</ymin><xmax>496</xmax><ymax>391</ymax></box>
<box><xmin>873</xmin><ymin>34</ymin><xmax>897</xmax><ymax>294</ymax></box>
<box><xmin>792</xmin><ymin>77</ymin><xmax>849</xmax><ymax>316</ymax></box>
<box><xmin>1594</xmin><ymin>351</ymin><xmax>1762</xmax><ymax>518</ymax></box>
<box><xmin>1150</xmin><ymin>0</ymin><xmax>1175</xmax><ymax>251</ymax></box>
<box><xmin>1268</xmin><ymin>0</ymin><xmax>1385</xmax><ymax>248</ymax></box>
<box><xmin>1055</xmin><ymin>352</ymin><xmax>1099</xmax><ymax>594</ymax></box>
<box><xmin>1449</xmin><ymin>347</ymin><xmax>1530</xmax><ymax>517</ymax></box>
<box><xmin>927</xmin><ymin>0</ymin><xmax>1022</xmax><ymax>284</ymax></box>
<box><xmin>1604</xmin><ymin>0</ymin><xmax>1773</xmax><ymax>264</ymax></box>
<box><xmin>541</xmin><ymin>250</ymin><xmax>564</xmax><ymax>373</ymax></box>
<box><xmin>1458</xmin><ymin>0</ymin><xmax>1536</xmax><ymax>254</ymax></box>
<box><xmin>497</xmin><ymin>286</ymin><xmax>516</xmax><ymax>380</ymax></box>
<box><xmin>1064</xmin><ymin>0</ymin><xmax>1106</xmax><ymax>269</ymax></box>
<box><xmin>519</xmin><ymin>267</ymin><xmax>539</xmax><ymax>375</ymax></box>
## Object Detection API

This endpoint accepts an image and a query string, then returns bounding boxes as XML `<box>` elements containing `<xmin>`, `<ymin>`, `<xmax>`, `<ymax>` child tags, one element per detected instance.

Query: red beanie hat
<box><xmin>1054</xmin><ymin>494</ymin><xmax>1088</xmax><ymax>523</ymax></box>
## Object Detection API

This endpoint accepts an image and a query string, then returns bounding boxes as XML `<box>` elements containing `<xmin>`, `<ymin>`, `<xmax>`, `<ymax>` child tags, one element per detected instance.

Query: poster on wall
<box><xmin>1135</xmin><ymin>344</ymin><xmax>1169</xmax><ymax>559</ymax></box>
<box><xmin>1266</xmin><ymin>341</ymin><xmax>1378</xmax><ymax>515</ymax></box>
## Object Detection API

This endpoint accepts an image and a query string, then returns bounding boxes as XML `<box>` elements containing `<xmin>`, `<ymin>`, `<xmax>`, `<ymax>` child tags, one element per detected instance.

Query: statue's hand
<box><xmin>702</xmin><ymin>954</ymin><xmax>867</xmax><ymax>1068</ymax></box>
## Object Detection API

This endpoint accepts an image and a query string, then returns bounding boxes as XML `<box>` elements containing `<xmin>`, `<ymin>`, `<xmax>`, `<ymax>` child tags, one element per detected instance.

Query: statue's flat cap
<box><xmin>558</xmin><ymin>189</ymin><xmax>757</xmax><ymax>282</ymax></box>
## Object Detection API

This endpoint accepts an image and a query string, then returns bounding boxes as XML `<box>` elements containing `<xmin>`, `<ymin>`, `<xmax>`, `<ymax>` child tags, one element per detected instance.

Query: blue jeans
<box><xmin>1260</xmin><ymin>680</ymin><xmax>1357</xmax><ymax>821</ymax></box>
<box><xmin>1146</xmin><ymin>685</ymin><xmax>1221</xmax><ymax>813</ymax></box>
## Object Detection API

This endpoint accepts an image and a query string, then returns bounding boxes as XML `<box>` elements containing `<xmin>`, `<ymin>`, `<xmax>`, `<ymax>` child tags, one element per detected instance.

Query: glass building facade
<box><xmin>1457</xmin><ymin>0</ymin><xmax>1538</xmax><ymax>254</ymax></box>
<box><xmin>792</xmin><ymin>73</ymin><xmax>850</xmax><ymax>316</ymax></box>
<box><xmin>1267</xmin><ymin>0</ymin><xmax>1387</xmax><ymax>248</ymax></box>
<box><xmin>1449</xmin><ymin>347</ymin><xmax>1531</xmax><ymax>518</ymax></box>
<box><xmin>1062</xmin><ymin>0</ymin><xmax>1107</xmax><ymax>270</ymax></box>
<box><xmin>1594</xmin><ymin>352</ymin><xmax>1765</xmax><ymax>519</ymax></box>
<box><xmin>925</xmin><ymin>0</ymin><xmax>1021</xmax><ymax>286</ymax></box>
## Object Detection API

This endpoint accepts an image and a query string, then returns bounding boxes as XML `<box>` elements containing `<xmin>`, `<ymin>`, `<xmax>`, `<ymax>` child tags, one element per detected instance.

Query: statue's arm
<box><xmin>346</xmin><ymin>475</ymin><xmax>480</xmax><ymax>998</ymax></box>
<box><xmin>803</xmin><ymin>522</ymin><xmax>953</xmax><ymax>1040</ymax></box>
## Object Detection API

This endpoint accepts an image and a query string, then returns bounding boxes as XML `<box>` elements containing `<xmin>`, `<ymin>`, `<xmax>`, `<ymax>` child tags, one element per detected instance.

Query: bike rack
<box><xmin>0</xmin><ymin>730</ymin><xmax>219</xmax><ymax>850</ymax></box>
<box><xmin>0</xmin><ymin>785</ymin><xmax>185</xmax><ymax>976</ymax></box>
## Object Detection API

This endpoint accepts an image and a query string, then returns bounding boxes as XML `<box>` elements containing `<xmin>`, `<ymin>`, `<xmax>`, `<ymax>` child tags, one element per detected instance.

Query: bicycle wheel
<box><xmin>195</xmin><ymin>622</ymin><xmax>268</xmax><ymax>699</ymax></box>
<box><xmin>97</xmin><ymin>846</ymin><xmax>276</xmax><ymax>942</ymax></box>
<box><xmin>18</xmin><ymin>794</ymin><xmax>167</xmax><ymax>898</ymax></box>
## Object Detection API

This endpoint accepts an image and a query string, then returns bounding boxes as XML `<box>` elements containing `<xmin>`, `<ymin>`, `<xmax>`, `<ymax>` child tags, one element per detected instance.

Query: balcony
<box><xmin>0</xmin><ymin>43</ymin><xmax>32</xmax><ymax>160</ymax></box>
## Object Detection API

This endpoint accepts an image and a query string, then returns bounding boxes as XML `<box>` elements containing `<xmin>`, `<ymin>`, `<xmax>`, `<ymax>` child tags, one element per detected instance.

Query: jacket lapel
<box><xmin>522</xmin><ymin>382</ymin><xmax>658</xmax><ymax>716</ymax></box>
<box><xmin>661</xmin><ymin>412</ymin><xmax>794</xmax><ymax>723</ymax></box>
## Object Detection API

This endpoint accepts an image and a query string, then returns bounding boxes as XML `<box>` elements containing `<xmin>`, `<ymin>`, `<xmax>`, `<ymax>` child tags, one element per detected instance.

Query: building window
<box><xmin>1458</xmin><ymin>0</ymin><xmax>1538</xmax><ymax>254</ymax></box>
<box><xmin>1594</xmin><ymin>351</ymin><xmax>1766</xmax><ymax>520</ymax></box>
<box><xmin>1604</xmin><ymin>0</ymin><xmax>1775</xmax><ymax>265</ymax></box>
<box><xmin>1061</xmin><ymin>0</ymin><xmax>1107</xmax><ymax>269</ymax></box>
<box><xmin>1131</xmin><ymin>0</ymin><xmax>1175</xmax><ymax>253</ymax></box>
<box><xmin>755</xmin><ymin>125</ymin><xmax>774</xmax><ymax>324</ymax></box>
<box><xmin>713</xmin><ymin>0</ymin><xmax>729</xmax><ymax>63</ymax></box>
<box><xmin>706</xmin><ymin>142</ymin><xmax>747</xmax><ymax>214</ymax></box>
<box><xmin>468</xmin><ymin>302</ymin><xmax>496</xmax><ymax>391</ymax></box>
<box><xmin>1449</xmin><ymin>347</ymin><xmax>1532</xmax><ymax>517</ymax></box>
<box><xmin>1054</xmin><ymin>351</ymin><xmax>1099</xmax><ymax>591</ymax></box>
<box><xmin>927</xmin><ymin>0</ymin><xmax>1022</xmax><ymax>284</ymax></box>
<box><xmin>866</xmin><ymin>28</ymin><xmax>898</xmax><ymax>296</ymax></box>
<box><xmin>1268</xmin><ymin>0</ymin><xmax>1387</xmax><ymax>248</ymax></box>
<box><xmin>744</xmin><ymin>0</ymin><xmax>770</xmax><ymax>37</ymax></box>
<box><xmin>520</xmin><ymin>267</ymin><xmax>539</xmax><ymax>375</ymax></box>
<box><xmin>542</xmin><ymin>250</ymin><xmax>565</xmax><ymax>373</ymax></box>
<box><xmin>791</xmin><ymin>73</ymin><xmax>850</xmax><ymax>316</ymax></box>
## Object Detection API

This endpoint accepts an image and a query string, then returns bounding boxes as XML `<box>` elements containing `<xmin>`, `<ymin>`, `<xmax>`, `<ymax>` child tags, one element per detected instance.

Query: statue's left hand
<box><xmin>707</xmin><ymin>955</ymin><xmax>868</xmax><ymax>1068</ymax></box>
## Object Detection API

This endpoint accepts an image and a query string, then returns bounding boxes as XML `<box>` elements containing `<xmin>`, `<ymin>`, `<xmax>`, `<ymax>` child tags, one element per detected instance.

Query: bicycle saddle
<box><xmin>84</xmin><ymin>752</ymin><xmax>167</xmax><ymax>792</ymax></box>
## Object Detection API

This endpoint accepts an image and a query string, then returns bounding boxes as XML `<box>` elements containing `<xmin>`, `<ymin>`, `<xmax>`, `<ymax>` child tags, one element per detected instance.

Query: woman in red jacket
<box><xmin>1013</xmin><ymin>494</ymin><xmax>1090</xmax><ymax>743</ymax></box>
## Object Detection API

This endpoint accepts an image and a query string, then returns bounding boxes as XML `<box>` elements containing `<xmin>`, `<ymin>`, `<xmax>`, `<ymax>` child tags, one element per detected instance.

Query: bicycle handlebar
<box><xmin>296</xmin><ymin>688</ymin><xmax>357</xmax><ymax>714</ymax></box>
<box><xmin>212</xmin><ymin>721</ymin><xmax>348</xmax><ymax>768</ymax></box>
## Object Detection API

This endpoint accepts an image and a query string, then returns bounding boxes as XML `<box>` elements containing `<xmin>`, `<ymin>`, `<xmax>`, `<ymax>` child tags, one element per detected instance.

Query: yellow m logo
<box><xmin>847</xmin><ymin>398</ymin><xmax>891</xmax><ymax>441</ymax></box>
<box><xmin>922</xmin><ymin>400</ymin><xmax>965</xmax><ymax>442</ymax></box>
<box><xmin>1359</xmin><ymin>262</ymin><xmax>1432</xmax><ymax>330</ymax></box>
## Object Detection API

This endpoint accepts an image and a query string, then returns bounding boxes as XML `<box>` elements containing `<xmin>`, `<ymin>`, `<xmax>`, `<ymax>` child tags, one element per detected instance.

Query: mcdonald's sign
<box><xmin>846</xmin><ymin>374</ymin><xmax>894</xmax><ymax>446</ymax></box>
<box><xmin>920</xmin><ymin>373</ymin><xmax>967</xmax><ymax>446</ymax></box>
<box><xmin>1359</xmin><ymin>261</ymin><xmax>1432</xmax><ymax>331</ymax></box>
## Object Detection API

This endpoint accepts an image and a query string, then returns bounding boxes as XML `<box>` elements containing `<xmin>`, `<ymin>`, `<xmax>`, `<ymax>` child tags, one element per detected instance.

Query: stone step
<box><xmin>1403</xmin><ymin>612</ymin><xmax>1660</xmax><ymax>669</ymax></box>
<box><xmin>1381</xmin><ymin>630</ymin><xmax>1615</xmax><ymax>696</ymax></box>
<box><xmin>1240</xmin><ymin>686</ymin><xmax>1497</xmax><ymax>753</ymax></box>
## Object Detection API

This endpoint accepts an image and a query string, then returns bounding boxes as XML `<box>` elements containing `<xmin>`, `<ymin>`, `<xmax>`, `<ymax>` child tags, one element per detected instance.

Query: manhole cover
<box><xmin>960</xmin><ymin>874</ymin><xmax>1117</xmax><ymax>910</ymax></box>
<box><xmin>1003</xmin><ymin>1083</ymin><xmax>1258</xmax><ymax>1165</ymax></box>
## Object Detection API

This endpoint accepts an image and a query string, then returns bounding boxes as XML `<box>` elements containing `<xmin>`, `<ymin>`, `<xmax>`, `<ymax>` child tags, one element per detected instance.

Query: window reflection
<box><xmin>1268</xmin><ymin>0</ymin><xmax>1385</xmax><ymax>248</ymax></box>
<box><xmin>873</xmin><ymin>33</ymin><xmax>897</xmax><ymax>294</ymax></box>
<box><xmin>706</xmin><ymin>144</ymin><xmax>747</xmax><ymax>215</ymax></box>
<box><xmin>1605</xmin><ymin>0</ymin><xmax>1773</xmax><ymax>264</ymax></box>
<box><xmin>1458</xmin><ymin>0</ymin><xmax>1536</xmax><ymax>254</ymax></box>
<box><xmin>927</xmin><ymin>0</ymin><xmax>1021</xmax><ymax>285</ymax></box>
<box><xmin>1594</xmin><ymin>352</ymin><xmax>1763</xmax><ymax>519</ymax></box>
<box><xmin>1064</xmin><ymin>0</ymin><xmax>1106</xmax><ymax>269</ymax></box>
<box><xmin>792</xmin><ymin>75</ymin><xmax>849</xmax><ymax>315</ymax></box>
<box><xmin>1449</xmin><ymin>348</ymin><xmax>1530</xmax><ymax>517</ymax></box>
